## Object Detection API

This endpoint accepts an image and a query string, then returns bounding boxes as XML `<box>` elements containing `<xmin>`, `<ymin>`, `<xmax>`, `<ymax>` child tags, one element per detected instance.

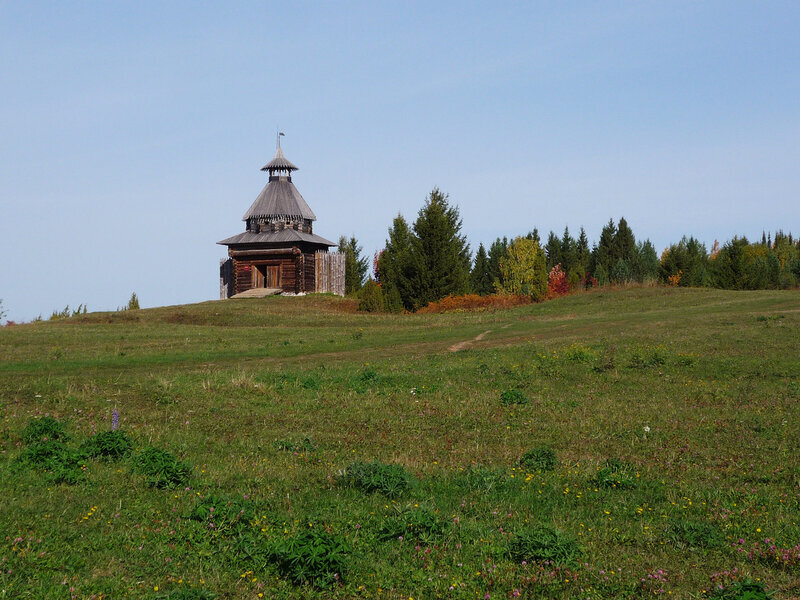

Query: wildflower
<box><xmin>643</xmin><ymin>426</ymin><xmax>650</xmax><ymax>433</ymax></box>
<box><xmin>111</xmin><ymin>408</ymin><xmax>119</xmax><ymax>431</ymax></box>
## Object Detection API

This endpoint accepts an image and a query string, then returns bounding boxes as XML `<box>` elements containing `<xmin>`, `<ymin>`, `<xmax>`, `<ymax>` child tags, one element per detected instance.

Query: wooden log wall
<box><xmin>315</xmin><ymin>252</ymin><xmax>345</xmax><ymax>296</ymax></box>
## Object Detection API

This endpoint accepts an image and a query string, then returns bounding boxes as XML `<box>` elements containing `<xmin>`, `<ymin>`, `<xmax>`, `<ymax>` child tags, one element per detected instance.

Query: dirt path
<box><xmin>448</xmin><ymin>329</ymin><xmax>491</xmax><ymax>352</ymax></box>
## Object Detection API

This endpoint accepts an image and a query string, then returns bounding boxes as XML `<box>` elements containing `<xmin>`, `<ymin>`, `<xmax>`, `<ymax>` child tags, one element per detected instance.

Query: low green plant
<box><xmin>273</xmin><ymin>436</ymin><xmax>318</xmax><ymax>452</ymax></box>
<box><xmin>188</xmin><ymin>494</ymin><xmax>254</xmax><ymax>534</ymax></box>
<box><xmin>520</xmin><ymin>446</ymin><xmax>557</xmax><ymax>471</ymax></box>
<box><xmin>710</xmin><ymin>579</ymin><xmax>774</xmax><ymax>600</ymax></box>
<box><xmin>379</xmin><ymin>505</ymin><xmax>447</xmax><ymax>543</ymax></box>
<box><xmin>668</xmin><ymin>519</ymin><xmax>723</xmax><ymax>549</ymax></box>
<box><xmin>509</xmin><ymin>525</ymin><xmax>581</xmax><ymax>567</ymax></box>
<box><xmin>21</xmin><ymin>416</ymin><xmax>69</xmax><ymax>444</ymax></box>
<box><xmin>358</xmin><ymin>368</ymin><xmax>379</xmax><ymax>383</ymax></box>
<box><xmin>269</xmin><ymin>528</ymin><xmax>350</xmax><ymax>587</ymax></box>
<box><xmin>628</xmin><ymin>347</ymin><xmax>667</xmax><ymax>369</ymax></box>
<box><xmin>500</xmin><ymin>389</ymin><xmax>529</xmax><ymax>405</ymax></box>
<box><xmin>155</xmin><ymin>587</ymin><xmax>217</xmax><ymax>600</ymax></box>
<box><xmin>338</xmin><ymin>460</ymin><xmax>411</xmax><ymax>497</ymax></box>
<box><xmin>133</xmin><ymin>446</ymin><xmax>191</xmax><ymax>488</ymax></box>
<box><xmin>82</xmin><ymin>430</ymin><xmax>134</xmax><ymax>460</ymax></box>
<box><xmin>17</xmin><ymin>440</ymin><xmax>86</xmax><ymax>484</ymax></box>
<box><xmin>455</xmin><ymin>465</ymin><xmax>508</xmax><ymax>492</ymax></box>
<box><xmin>593</xmin><ymin>458</ymin><xmax>637</xmax><ymax>489</ymax></box>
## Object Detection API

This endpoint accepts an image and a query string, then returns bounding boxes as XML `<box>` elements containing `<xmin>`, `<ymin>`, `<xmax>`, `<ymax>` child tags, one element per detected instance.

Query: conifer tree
<box><xmin>560</xmin><ymin>226</ymin><xmax>577</xmax><ymax>274</ymax></box>
<box><xmin>487</xmin><ymin>237</ymin><xmax>509</xmax><ymax>291</ymax></box>
<box><xmin>545</xmin><ymin>231</ymin><xmax>562</xmax><ymax>270</ymax></box>
<box><xmin>377</xmin><ymin>215</ymin><xmax>415</xmax><ymax>311</ymax></box>
<box><xmin>593</xmin><ymin>219</ymin><xmax>617</xmax><ymax>275</ymax></box>
<box><xmin>409</xmin><ymin>188</ymin><xmax>471</xmax><ymax>308</ymax></box>
<box><xmin>613</xmin><ymin>217</ymin><xmax>636</xmax><ymax>265</ymax></box>
<box><xmin>576</xmin><ymin>227</ymin><xmax>590</xmax><ymax>276</ymax></box>
<box><xmin>338</xmin><ymin>235</ymin><xmax>368</xmax><ymax>295</ymax></box>
<box><xmin>525</xmin><ymin>228</ymin><xmax>541</xmax><ymax>244</ymax></box>
<box><xmin>470</xmin><ymin>243</ymin><xmax>493</xmax><ymax>295</ymax></box>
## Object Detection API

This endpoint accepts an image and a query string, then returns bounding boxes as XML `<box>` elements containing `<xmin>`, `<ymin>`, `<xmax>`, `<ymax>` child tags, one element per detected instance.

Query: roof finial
<box><xmin>276</xmin><ymin>130</ymin><xmax>285</xmax><ymax>150</ymax></box>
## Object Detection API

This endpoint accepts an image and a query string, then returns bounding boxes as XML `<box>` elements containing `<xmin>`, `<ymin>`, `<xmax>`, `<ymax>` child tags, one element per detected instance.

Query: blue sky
<box><xmin>1</xmin><ymin>2</ymin><xmax>798</xmax><ymax>322</ymax></box>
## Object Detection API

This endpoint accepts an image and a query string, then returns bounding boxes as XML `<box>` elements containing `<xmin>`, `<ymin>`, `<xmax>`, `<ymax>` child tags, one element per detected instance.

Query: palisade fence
<box><xmin>315</xmin><ymin>251</ymin><xmax>345</xmax><ymax>296</ymax></box>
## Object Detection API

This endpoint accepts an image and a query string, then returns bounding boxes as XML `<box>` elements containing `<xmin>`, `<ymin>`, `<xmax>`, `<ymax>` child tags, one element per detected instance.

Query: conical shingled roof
<box><xmin>260</xmin><ymin>146</ymin><xmax>298</xmax><ymax>172</ymax></box>
<box><xmin>242</xmin><ymin>173</ymin><xmax>316</xmax><ymax>222</ymax></box>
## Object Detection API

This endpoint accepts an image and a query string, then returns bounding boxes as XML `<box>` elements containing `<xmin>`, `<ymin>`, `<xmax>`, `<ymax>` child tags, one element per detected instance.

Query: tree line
<box><xmin>339</xmin><ymin>188</ymin><xmax>800</xmax><ymax>311</ymax></box>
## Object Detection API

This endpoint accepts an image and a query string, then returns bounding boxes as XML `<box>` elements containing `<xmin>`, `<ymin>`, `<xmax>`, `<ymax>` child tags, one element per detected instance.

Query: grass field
<box><xmin>1</xmin><ymin>287</ymin><xmax>799</xmax><ymax>599</ymax></box>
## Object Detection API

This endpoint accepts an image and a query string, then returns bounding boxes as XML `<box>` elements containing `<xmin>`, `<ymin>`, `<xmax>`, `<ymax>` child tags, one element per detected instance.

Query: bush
<box><xmin>593</xmin><ymin>458</ymin><xmax>637</xmax><ymax>489</ymax></box>
<box><xmin>338</xmin><ymin>460</ymin><xmax>411</xmax><ymax>497</ymax></box>
<box><xmin>82</xmin><ymin>430</ymin><xmax>134</xmax><ymax>460</ymax></box>
<box><xmin>379</xmin><ymin>506</ymin><xmax>447</xmax><ymax>543</ymax></box>
<box><xmin>520</xmin><ymin>446</ymin><xmax>557</xmax><ymax>471</ymax></box>
<box><xmin>500</xmin><ymin>389</ymin><xmax>529</xmax><ymax>405</ymax></box>
<box><xmin>22</xmin><ymin>416</ymin><xmax>69</xmax><ymax>444</ymax></box>
<box><xmin>357</xmin><ymin>279</ymin><xmax>385</xmax><ymax>312</ymax></box>
<box><xmin>509</xmin><ymin>525</ymin><xmax>581</xmax><ymax>566</ymax></box>
<box><xmin>269</xmin><ymin>528</ymin><xmax>350</xmax><ymax>587</ymax></box>
<box><xmin>417</xmin><ymin>293</ymin><xmax>531</xmax><ymax>314</ymax></box>
<box><xmin>133</xmin><ymin>446</ymin><xmax>192</xmax><ymax>488</ymax></box>
<box><xmin>17</xmin><ymin>440</ymin><xmax>86</xmax><ymax>484</ymax></box>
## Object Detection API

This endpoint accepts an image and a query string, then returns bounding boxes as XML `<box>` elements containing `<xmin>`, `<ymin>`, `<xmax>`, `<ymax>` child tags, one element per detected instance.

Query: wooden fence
<box><xmin>315</xmin><ymin>252</ymin><xmax>345</xmax><ymax>296</ymax></box>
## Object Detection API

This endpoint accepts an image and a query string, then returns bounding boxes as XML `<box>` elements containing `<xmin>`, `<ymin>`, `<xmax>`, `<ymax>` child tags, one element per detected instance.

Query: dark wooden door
<box><xmin>252</xmin><ymin>265</ymin><xmax>265</xmax><ymax>288</ymax></box>
<box><xmin>266</xmin><ymin>266</ymin><xmax>280</xmax><ymax>288</ymax></box>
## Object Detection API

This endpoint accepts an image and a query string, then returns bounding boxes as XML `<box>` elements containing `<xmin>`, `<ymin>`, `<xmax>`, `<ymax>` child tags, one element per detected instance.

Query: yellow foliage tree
<box><xmin>496</xmin><ymin>237</ymin><xmax>548</xmax><ymax>301</ymax></box>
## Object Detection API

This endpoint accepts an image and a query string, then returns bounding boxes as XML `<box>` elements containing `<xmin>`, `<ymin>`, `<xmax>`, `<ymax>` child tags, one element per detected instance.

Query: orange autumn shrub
<box><xmin>418</xmin><ymin>293</ymin><xmax>532</xmax><ymax>314</ymax></box>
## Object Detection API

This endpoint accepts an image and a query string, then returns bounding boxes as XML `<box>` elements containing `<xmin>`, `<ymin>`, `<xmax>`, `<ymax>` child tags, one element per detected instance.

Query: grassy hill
<box><xmin>1</xmin><ymin>288</ymin><xmax>799</xmax><ymax>599</ymax></box>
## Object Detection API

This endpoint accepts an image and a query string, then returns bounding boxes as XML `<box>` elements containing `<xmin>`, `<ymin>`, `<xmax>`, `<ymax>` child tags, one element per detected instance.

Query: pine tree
<box><xmin>525</xmin><ymin>228</ymin><xmax>541</xmax><ymax>244</ymax></box>
<box><xmin>470</xmin><ymin>243</ymin><xmax>493</xmax><ymax>295</ymax></box>
<box><xmin>409</xmin><ymin>188</ymin><xmax>471</xmax><ymax>309</ymax></box>
<box><xmin>338</xmin><ymin>235</ymin><xmax>369</xmax><ymax>295</ymax></box>
<box><xmin>545</xmin><ymin>231</ymin><xmax>562</xmax><ymax>270</ymax></box>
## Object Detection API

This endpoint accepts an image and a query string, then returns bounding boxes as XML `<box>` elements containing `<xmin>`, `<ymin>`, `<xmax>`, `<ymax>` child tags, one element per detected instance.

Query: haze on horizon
<box><xmin>1</xmin><ymin>2</ymin><xmax>799</xmax><ymax>323</ymax></box>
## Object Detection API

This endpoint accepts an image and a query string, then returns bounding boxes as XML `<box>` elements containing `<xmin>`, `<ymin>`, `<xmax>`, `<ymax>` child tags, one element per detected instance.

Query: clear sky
<box><xmin>1</xmin><ymin>2</ymin><xmax>799</xmax><ymax>322</ymax></box>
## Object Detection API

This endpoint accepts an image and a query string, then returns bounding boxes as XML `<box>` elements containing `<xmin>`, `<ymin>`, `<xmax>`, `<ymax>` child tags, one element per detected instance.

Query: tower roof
<box><xmin>260</xmin><ymin>146</ymin><xmax>298</xmax><ymax>172</ymax></box>
<box><xmin>242</xmin><ymin>177</ymin><xmax>316</xmax><ymax>222</ymax></box>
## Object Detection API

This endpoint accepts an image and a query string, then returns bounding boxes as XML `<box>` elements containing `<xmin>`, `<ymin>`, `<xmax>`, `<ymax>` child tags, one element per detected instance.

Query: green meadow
<box><xmin>1</xmin><ymin>287</ymin><xmax>799</xmax><ymax>599</ymax></box>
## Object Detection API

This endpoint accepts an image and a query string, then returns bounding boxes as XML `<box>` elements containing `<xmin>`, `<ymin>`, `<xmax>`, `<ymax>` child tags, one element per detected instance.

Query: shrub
<box><xmin>593</xmin><ymin>458</ymin><xmax>637</xmax><ymax>489</ymax></box>
<box><xmin>82</xmin><ymin>430</ymin><xmax>134</xmax><ymax>460</ymax></box>
<box><xmin>380</xmin><ymin>506</ymin><xmax>447</xmax><ymax>543</ymax></box>
<box><xmin>417</xmin><ymin>293</ymin><xmax>531</xmax><ymax>314</ymax></box>
<box><xmin>17</xmin><ymin>440</ymin><xmax>86</xmax><ymax>484</ymax></box>
<box><xmin>338</xmin><ymin>460</ymin><xmax>411</xmax><ymax>497</ymax></box>
<box><xmin>133</xmin><ymin>446</ymin><xmax>191</xmax><ymax>488</ymax></box>
<box><xmin>509</xmin><ymin>525</ymin><xmax>581</xmax><ymax>566</ymax></box>
<box><xmin>520</xmin><ymin>446</ymin><xmax>557</xmax><ymax>471</ymax></box>
<box><xmin>269</xmin><ymin>528</ymin><xmax>350</xmax><ymax>587</ymax></box>
<box><xmin>357</xmin><ymin>279</ymin><xmax>385</xmax><ymax>312</ymax></box>
<box><xmin>547</xmin><ymin>264</ymin><xmax>571</xmax><ymax>298</ymax></box>
<box><xmin>22</xmin><ymin>416</ymin><xmax>69</xmax><ymax>444</ymax></box>
<box><xmin>500</xmin><ymin>389</ymin><xmax>529</xmax><ymax>405</ymax></box>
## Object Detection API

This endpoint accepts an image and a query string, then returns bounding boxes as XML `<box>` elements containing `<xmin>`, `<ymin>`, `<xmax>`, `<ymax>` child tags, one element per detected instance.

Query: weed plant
<box><xmin>82</xmin><ymin>430</ymin><xmax>134</xmax><ymax>460</ymax></box>
<box><xmin>520</xmin><ymin>446</ymin><xmax>557</xmax><ymax>471</ymax></box>
<box><xmin>500</xmin><ymin>389</ymin><xmax>529</xmax><ymax>405</ymax></box>
<box><xmin>268</xmin><ymin>529</ymin><xmax>350</xmax><ymax>587</ymax></box>
<box><xmin>21</xmin><ymin>415</ymin><xmax>69</xmax><ymax>444</ymax></box>
<box><xmin>133</xmin><ymin>446</ymin><xmax>191</xmax><ymax>488</ymax></box>
<box><xmin>338</xmin><ymin>460</ymin><xmax>412</xmax><ymax>497</ymax></box>
<box><xmin>509</xmin><ymin>525</ymin><xmax>581</xmax><ymax>567</ymax></box>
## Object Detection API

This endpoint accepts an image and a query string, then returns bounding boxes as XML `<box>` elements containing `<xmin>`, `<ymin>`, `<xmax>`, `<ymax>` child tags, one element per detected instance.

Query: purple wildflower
<box><xmin>111</xmin><ymin>407</ymin><xmax>119</xmax><ymax>431</ymax></box>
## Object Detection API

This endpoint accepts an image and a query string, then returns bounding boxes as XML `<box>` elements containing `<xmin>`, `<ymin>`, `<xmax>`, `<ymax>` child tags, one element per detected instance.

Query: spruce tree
<box><xmin>593</xmin><ymin>219</ymin><xmax>616</xmax><ymax>275</ymax></box>
<box><xmin>470</xmin><ymin>243</ymin><xmax>493</xmax><ymax>295</ymax></box>
<box><xmin>545</xmin><ymin>231</ymin><xmax>562</xmax><ymax>270</ymax></box>
<box><xmin>377</xmin><ymin>215</ymin><xmax>415</xmax><ymax>311</ymax></box>
<box><xmin>576</xmin><ymin>227</ymin><xmax>590</xmax><ymax>276</ymax></box>
<box><xmin>560</xmin><ymin>226</ymin><xmax>577</xmax><ymax>274</ymax></box>
<box><xmin>613</xmin><ymin>217</ymin><xmax>636</xmax><ymax>265</ymax></box>
<box><xmin>409</xmin><ymin>188</ymin><xmax>471</xmax><ymax>308</ymax></box>
<box><xmin>487</xmin><ymin>237</ymin><xmax>509</xmax><ymax>291</ymax></box>
<box><xmin>338</xmin><ymin>235</ymin><xmax>368</xmax><ymax>295</ymax></box>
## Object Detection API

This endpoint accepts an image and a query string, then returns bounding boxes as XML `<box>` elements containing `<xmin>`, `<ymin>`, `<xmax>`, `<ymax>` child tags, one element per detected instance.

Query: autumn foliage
<box><xmin>547</xmin><ymin>264</ymin><xmax>571</xmax><ymax>298</ymax></box>
<box><xmin>417</xmin><ymin>293</ymin><xmax>532</xmax><ymax>314</ymax></box>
